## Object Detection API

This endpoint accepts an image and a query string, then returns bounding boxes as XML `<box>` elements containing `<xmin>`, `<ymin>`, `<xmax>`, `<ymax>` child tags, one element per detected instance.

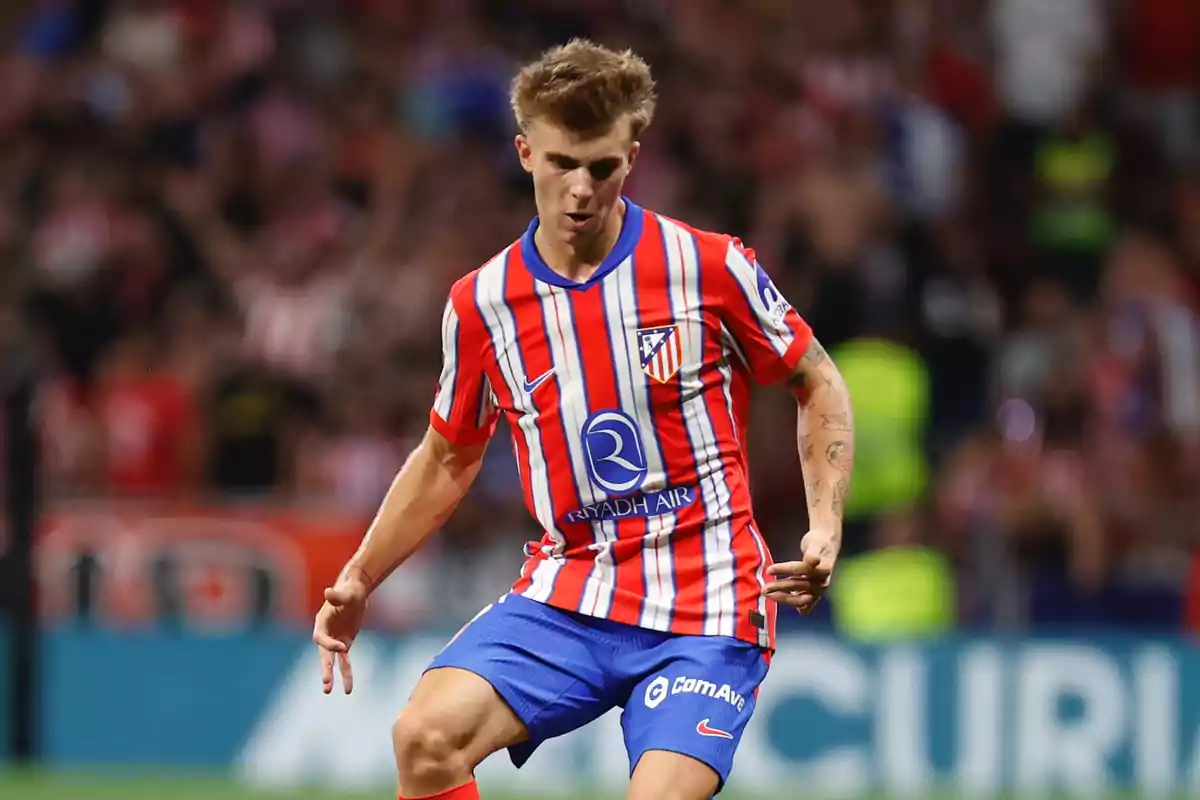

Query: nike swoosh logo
<box><xmin>522</xmin><ymin>367</ymin><xmax>556</xmax><ymax>393</ymax></box>
<box><xmin>696</xmin><ymin>719</ymin><xmax>734</xmax><ymax>740</ymax></box>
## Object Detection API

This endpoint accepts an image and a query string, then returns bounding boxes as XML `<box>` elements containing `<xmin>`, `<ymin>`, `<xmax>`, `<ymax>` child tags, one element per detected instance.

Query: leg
<box><xmin>627</xmin><ymin>750</ymin><xmax>719</xmax><ymax>800</ymax></box>
<box><xmin>392</xmin><ymin>666</ymin><xmax>526</xmax><ymax>797</ymax></box>
<box><xmin>619</xmin><ymin>635</ymin><xmax>769</xmax><ymax>798</ymax></box>
<box><xmin>396</xmin><ymin>594</ymin><xmax>619</xmax><ymax>797</ymax></box>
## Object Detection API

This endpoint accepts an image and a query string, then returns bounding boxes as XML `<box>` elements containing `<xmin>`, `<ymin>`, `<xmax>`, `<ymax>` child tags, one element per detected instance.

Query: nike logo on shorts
<box><xmin>523</xmin><ymin>367</ymin><xmax>556</xmax><ymax>393</ymax></box>
<box><xmin>696</xmin><ymin>719</ymin><xmax>733</xmax><ymax>740</ymax></box>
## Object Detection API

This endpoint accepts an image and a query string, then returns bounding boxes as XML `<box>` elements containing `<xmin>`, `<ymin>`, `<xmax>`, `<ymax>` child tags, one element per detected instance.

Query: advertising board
<box><xmin>29</xmin><ymin>629</ymin><xmax>1200</xmax><ymax>795</ymax></box>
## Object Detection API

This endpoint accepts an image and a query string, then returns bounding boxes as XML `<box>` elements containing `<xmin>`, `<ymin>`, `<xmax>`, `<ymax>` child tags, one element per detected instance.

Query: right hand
<box><xmin>313</xmin><ymin>575</ymin><xmax>370</xmax><ymax>695</ymax></box>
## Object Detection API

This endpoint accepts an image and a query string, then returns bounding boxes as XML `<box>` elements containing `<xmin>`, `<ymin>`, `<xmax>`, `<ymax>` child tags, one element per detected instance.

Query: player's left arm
<box><xmin>709</xmin><ymin>234</ymin><xmax>853</xmax><ymax>613</ymax></box>
<box><xmin>763</xmin><ymin>337</ymin><xmax>855</xmax><ymax>614</ymax></box>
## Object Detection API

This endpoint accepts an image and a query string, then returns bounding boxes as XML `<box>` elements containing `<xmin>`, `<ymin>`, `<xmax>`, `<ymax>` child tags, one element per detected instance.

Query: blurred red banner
<box><xmin>33</xmin><ymin>503</ymin><xmax>369</xmax><ymax>631</ymax></box>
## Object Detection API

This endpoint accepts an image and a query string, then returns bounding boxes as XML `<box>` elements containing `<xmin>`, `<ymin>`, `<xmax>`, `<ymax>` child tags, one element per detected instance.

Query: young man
<box><xmin>313</xmin><ymin>39</ymin><xmax>855</xmax><ymax>800</ymax></box>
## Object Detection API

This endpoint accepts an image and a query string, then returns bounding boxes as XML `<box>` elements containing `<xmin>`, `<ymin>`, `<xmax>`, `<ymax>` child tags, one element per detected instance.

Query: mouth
<box><xmin>565</xmin><ymin>212</ymin><xmax>594</xmax><ymax>227</ymax></box>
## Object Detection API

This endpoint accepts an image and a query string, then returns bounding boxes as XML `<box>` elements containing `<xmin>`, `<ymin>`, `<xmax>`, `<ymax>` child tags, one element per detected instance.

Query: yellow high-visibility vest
<box><xmin>830</xmin><ymin>338</ymin><xmax>929</xmax><ymax>519</ymax></box>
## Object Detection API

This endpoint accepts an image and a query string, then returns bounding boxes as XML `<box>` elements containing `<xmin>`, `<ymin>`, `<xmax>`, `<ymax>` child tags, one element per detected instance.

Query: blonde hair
<box><xmin>510</xmin><ymin>38</ymin><xmax>657</xmax><ymax>138</ymax></box>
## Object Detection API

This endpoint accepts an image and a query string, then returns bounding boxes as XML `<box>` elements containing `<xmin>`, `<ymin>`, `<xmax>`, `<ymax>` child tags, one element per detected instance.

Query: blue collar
<box><xmin>519</xmin><ymin>198</ymin><xmax>644</xmax><ymax>291</ymax></box>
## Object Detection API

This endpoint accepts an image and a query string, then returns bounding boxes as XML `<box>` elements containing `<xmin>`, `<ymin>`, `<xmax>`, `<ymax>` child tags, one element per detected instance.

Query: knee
<box><xmin>392</xmin><ymin>707</ymin><xmax>467</xmax><ymax>787</ymax></box>
<box><xmin>628</xmin><ymin>752</ymin><xmax>720</xmax><ymax>800</ymax></box>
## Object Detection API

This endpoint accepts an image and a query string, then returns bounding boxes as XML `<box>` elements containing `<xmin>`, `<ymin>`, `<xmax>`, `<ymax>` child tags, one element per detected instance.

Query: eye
<box><xmin>589</xmin><ymin>160</ymin><xmax>619</xmax><ymax>180</ymax></box>
<box><xmin>548</xmin><ymin>155</ymin><xmax>577</xmax><ymax>171</ymax></box>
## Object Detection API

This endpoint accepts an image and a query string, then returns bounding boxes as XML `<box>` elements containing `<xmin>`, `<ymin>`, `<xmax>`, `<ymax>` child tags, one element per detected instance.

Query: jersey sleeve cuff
<box><xmin>754</xmin><ymin>319</ymin><xmax>813</xmax><ymax>385</ymax></box>
<box><xmin>429</xmin><ymin>409</ymin><xmax>495</xmax><ymax>446</ymax></box>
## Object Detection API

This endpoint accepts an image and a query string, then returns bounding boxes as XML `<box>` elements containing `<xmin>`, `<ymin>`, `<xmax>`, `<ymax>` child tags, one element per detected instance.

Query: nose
<box><xmin>567</xmin><ymin>168</ymin><xmax>594</xmax><ymax>201</ymax></box>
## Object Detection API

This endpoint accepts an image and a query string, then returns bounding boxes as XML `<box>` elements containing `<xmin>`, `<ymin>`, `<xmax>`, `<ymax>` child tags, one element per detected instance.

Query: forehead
<box><xmin>524</xmin><ymin>116</ymin><xmax>633</xmax><ymax>158</ymax></box>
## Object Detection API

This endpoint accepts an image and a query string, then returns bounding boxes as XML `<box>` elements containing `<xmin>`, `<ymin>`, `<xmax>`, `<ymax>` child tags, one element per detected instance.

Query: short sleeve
<box><xmin>716</xmin><ymin>237</ymin><xmax>813</xmax><ymax>384</ymax></box>
<box><xmin>429</xmin><ymin>292</ymin><xmax>499</xmax><ymax>445</ymax></box>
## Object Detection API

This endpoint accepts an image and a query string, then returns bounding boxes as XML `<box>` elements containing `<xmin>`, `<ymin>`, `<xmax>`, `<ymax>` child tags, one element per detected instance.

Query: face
<box><xmin>516</xmin><ymin>116</ymin><xmax>639</xmax><ymax>244</ymax></box>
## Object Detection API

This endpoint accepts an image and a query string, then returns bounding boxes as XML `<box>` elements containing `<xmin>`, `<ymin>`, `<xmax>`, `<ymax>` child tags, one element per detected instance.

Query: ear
<box><xmin>627</xmin><ymin>140</ymin><xmax>641</xmax><ymax>172</ymax></box>
<box><xmin>514</xmin><ymin>134</ymin><xmax>534</xmax><ymax>174</ymax></box>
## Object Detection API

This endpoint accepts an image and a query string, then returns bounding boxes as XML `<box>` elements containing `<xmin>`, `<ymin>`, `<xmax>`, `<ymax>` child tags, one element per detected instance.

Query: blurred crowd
<box><xmin>2</xmin><ymin>0</ymin><xmax>1199</xmax><ymax>633</ymax></box>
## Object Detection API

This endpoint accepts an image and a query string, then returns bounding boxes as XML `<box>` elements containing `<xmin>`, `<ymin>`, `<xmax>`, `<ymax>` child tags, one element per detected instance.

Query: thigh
<box><xmin>426</xmin><ymin>593</ymin><xmax>620</xmax><ymax>767</ymax></box>
<box><xmin>619</xmin><ymin>635</ymin><xmax>769</xmax><ymax>793</ymax></box>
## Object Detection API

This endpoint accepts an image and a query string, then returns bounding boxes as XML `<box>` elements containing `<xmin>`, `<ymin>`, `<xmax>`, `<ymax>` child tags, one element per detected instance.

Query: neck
<box><xmin>534</xmin><ymin>200</ymin><xmax>626</xmax><ymax>283</ymax></box>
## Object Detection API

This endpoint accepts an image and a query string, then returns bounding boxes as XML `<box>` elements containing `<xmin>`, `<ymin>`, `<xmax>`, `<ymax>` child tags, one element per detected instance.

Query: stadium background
<box><xmin>1</xmin><ymin>0</ymin><xmax>1199</xmax><ymax>797</ymax></box>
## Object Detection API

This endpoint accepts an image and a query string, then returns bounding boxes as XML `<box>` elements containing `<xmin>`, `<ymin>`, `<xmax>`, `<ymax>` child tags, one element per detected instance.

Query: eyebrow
<box><xmin>546</xmin><ymin>153</ymin><xmax>622</xmax><ymax>167</ymax></box>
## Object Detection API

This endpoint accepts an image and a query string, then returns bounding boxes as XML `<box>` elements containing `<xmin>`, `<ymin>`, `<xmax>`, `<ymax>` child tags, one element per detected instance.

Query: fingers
<box><xmin>767</xmin><ymin>560</ymin><xmax>831</xmax><ymax>581</ymax></box>
<box><xmin>316</xmin><ymin>635</ymin><xmax>355</xmax><ymax>694</ymax></box>
<box><xmin>763</xmin><ymin>576</ymin><xmax>828</xmax><ymax>596</ymax></box>
<box><xmin>324</xmin><ymin>586</ymin><xmax>347</xmax><ymax>606</ymax></box>
<box><xmin>313</xmin><ymin>629</ymin><xmax>348</xmax><ymax>653</ymax></box>
<box><xmin>766</xmin><ymin>590</ymin><xmax>821</xmax><ymax>614</ymax></box>
<box><xmin>763</xmin><ymin>569</ymin><xmax>831</xmax><ymax>615</ymax></box>
<box><xmin>314</xmin><ymin>607</ymin><xmax>348</xmax><ymax>694</ymax></box>
<box><xmin>317</xmin><ymin>646</ymin><xmax>354</xmax><ymax>695</ymax></box>
<box><xmin>337</xmin><ymin>648</ymin><xmax>354</xmax><ymax>695</ymax></box>
<box><xmin>767</xmin><ymin>560</ymin><xmax>815</xmax><ymax>577</ymax></box>
<box><xmin>320</xmin><ymin>646</ymin><xmax>334</xmax><ymax>694</ymax></box>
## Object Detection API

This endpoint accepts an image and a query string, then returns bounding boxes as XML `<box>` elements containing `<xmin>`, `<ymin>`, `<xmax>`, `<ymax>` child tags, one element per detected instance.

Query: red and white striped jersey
<box><xmin>429</xmin><ymin>199</ymin><xmax>813</xmax><ymax>650</ymax></box>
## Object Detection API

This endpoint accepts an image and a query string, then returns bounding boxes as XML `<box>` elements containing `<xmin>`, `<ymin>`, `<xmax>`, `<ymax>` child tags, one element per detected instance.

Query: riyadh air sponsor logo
<box><xmin>581</xmin><ymin>409</ymin><xmax>648</xmax><ymax>494</ymax></box>
<box><xmin>573</xmin><ymin>408</ymin><xmax>697</xmax><ymax>524</ymax></box>
<box><xmin>562</xmin><ymin>485</ymin><xmax>695</xmax><ymax>524</ymax></box>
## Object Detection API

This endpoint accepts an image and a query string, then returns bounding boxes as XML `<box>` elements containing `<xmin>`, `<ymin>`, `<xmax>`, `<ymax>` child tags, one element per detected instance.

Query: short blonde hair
<box><xmin>510</xmin><ymin>38</ymin><xmax>657</xmax><ymax>138</ymax></box>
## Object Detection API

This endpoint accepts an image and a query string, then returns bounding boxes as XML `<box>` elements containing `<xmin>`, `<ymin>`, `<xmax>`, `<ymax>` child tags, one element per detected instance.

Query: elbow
<box><xmin>796</xmin><ymin>363</ymin><xmax>852</xmax><ymax>414</ymax></box>
<box><xmin>420</xmin><ymin>425</ymin><xmax>488</xmax><ymax>481</ymax></box>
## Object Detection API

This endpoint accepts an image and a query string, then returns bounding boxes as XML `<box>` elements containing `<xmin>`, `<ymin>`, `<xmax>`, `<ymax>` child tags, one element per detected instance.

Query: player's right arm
<box><xmin>335</xmin><ymin>425</ymin><xmax>489</xmax><ymax>595</ymax></box>
<box><xmin>314</xmin><ymin>282</ymin><xmax>498</xmax><ymax>694</ymax></box>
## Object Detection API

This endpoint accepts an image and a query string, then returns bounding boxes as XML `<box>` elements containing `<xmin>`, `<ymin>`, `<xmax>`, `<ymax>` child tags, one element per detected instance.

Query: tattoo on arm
<box><xmin>820</xmin><ymin>413</ymin><xmax>852</xmax><ymax>431</ymax></box>
<box><xmin>786</xmin><ymin>338</ymin><xmax>831</xmax><ymax>395</ymax></box>
<box><xmin>825</xmin><ymin>440</ymin><xmax>847</xmax><ymax>469</ymax></box>
<box><xmin>801</xmin><ymin>338</ymin><xmax>830</xmax><ymax>367</ymax></box>
<box><xmin>791</xmin><ymin>335</ymin><xmax>853</xmax><ymax>523</ymax></box>
<box><xmin>805</xmin><ymin>476</ymin><xmax>823</xmax><ymax>508</ymax></box>
<box><xmin>831</xmin><ymin>476</ymin><xmax>849</xmax><ymax>516</ymax></box>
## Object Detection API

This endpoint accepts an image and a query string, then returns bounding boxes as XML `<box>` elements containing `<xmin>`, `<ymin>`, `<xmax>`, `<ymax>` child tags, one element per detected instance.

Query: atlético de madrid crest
<box><xmin>637</xmin><ymin>325</ymin><xmax>683</xmax><ymax>383</ymax></box>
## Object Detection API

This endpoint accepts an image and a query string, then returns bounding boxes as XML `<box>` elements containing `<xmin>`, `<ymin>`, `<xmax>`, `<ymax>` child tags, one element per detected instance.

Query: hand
<box><xmin>312</xmin><ymin>575</ymin><xmax>370</xmax><ymax>695</ymax></box>
<box><xmin>763</xmin><ymin>529</ymin><xmax>839</xmax><ymax>614</ymax></box>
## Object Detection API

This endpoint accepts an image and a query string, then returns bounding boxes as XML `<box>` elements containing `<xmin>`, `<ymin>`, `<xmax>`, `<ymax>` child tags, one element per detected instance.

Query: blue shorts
<box><xmin>425</xmin><ymin>593</ymin><xmax>769</xmax><ymax>790</ymax></box>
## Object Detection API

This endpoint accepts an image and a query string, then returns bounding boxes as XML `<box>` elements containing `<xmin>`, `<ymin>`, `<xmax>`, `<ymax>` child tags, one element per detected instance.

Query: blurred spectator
<box><xmin>93</xmin><ymin>328</ymin><xmax>200</xmax><ymax>498</ymax></box>
<box><xmin>293</xmin><ymin>382</ymin><xmax>409</xmax><ymax>513</ymax></box>
<box><xmin>203</xmin><ymin>315</ymin><xmax>301</xmax><ymax>497</ymax></box>
<box><xmin>991</xmin><ymin>0</ymin><xmax>1104</xmax><ymax>127</ymax></box>
<box><xmin>1117</xmin><ymin>0</ymin><xmax>1200</xmax><ymax>166</ymax></box>
<box><xmin>830</xmin><ymin>508</ymin><xmax>957</xmax><ymax>642</ymax></box>
<box><xmin>1029</xmin><ymin>98</ymin><xmax>1116</xmax><ymax>301</ymax></box>
<box><xmin>832</xmin><ymin>336</ymin><xmax>930</xmax><ymax>557</ymax></box>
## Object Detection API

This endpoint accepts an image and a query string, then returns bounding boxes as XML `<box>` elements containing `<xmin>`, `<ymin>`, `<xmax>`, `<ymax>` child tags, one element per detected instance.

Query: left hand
<box><xmin>763</xmin><ymin>529</ymin><xmax>840</xmax><ymax>614</ymax></box>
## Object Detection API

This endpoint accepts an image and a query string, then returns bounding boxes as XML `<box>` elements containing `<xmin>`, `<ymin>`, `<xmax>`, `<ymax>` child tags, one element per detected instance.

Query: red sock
<box><xmin>399</xmin><ymin>779</ymin><xmax>479</xmax><ymax>800</ymax></box>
